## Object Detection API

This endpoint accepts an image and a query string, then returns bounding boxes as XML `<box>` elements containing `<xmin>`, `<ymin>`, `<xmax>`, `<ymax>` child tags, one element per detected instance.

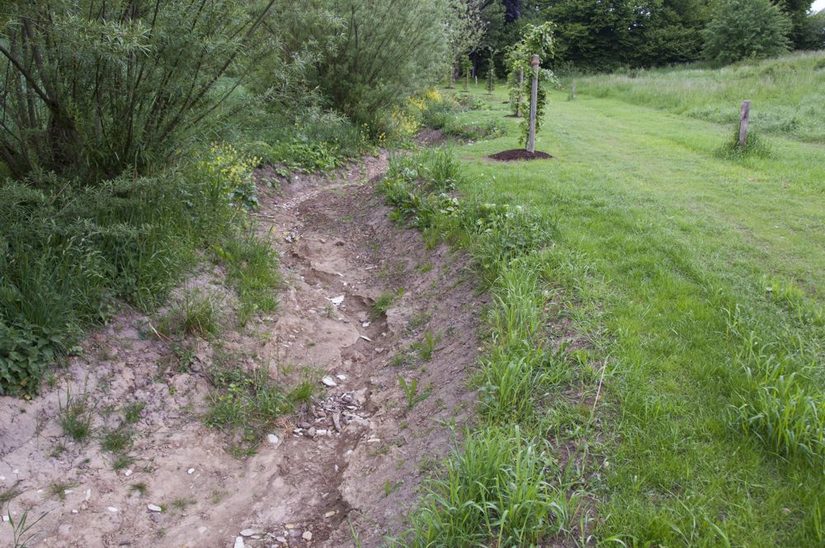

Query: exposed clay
<box><xmin>0</xmin><ymin>154</ymin><xmax>485</xmax><ymax>547</ymax></box>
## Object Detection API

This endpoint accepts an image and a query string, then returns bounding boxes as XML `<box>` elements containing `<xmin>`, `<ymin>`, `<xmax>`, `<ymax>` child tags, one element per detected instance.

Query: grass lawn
<box><xmin>447</xmin><ymin>83</ymin><xmax>825</xmax><ymax>545</ymax></box>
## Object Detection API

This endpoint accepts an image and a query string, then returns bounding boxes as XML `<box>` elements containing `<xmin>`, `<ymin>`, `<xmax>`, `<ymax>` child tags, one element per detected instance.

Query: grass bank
<box><xmin>390</xmin><ymin>83</ymin><xmax>825</xmax><ymax>545</ymax></box>
<box><xmin>572</xmin><ymin>51</ymin><xmax>825</xmax><ymax>143</ymax></box>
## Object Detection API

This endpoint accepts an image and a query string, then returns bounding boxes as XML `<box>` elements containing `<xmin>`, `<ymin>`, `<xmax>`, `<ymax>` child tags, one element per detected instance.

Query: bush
<box><xmin>0</xmin><ymin>0</ymin><xmax>275</xmax><ymax>182</ymax></box>
<box><xmin>703</xmin><ymin>0</ymin><xmax>791</xmax><ymax>66</ymax></box>
<box><xmin>311</xmin><ymin>0</ymin><xmax>451</xmax><ymax>131</ymax></box>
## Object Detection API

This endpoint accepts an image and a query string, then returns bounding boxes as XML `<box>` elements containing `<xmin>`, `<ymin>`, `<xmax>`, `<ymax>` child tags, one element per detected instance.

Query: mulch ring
<box><xmin>489</xmin><ymin>149</ymin><xmax>553</xmax><ymax>162</ymax></box>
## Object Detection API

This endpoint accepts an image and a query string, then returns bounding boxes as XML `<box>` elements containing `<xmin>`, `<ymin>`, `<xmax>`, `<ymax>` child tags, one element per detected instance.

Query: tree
<box><xmin>799</xmin><ymin>8</ymin><xmax>825</xmax><ymax>49</ymax></box>
<box><xmin>505</xmin><ymin>22</ymin><xmax>557</xmax><ymax>143</ymax></box>
<box><xmin>446</xmin><ymin>0</ymin><xmax>487</xmax><ymax>87</ymax></box>
<box><xmin>774</xmin><ymin>0</ymin><xmax>815</xmax><ymax>48</ymax></box>
<box><xmin>703</xmin><ymin>0</ymin><xmax>791</xmax><ymax>65</ymax></box>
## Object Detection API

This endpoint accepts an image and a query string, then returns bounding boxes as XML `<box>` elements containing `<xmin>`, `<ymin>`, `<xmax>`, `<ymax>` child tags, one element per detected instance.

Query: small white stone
<box><xmin>85</xmin><ymin>489</ymin><xmax>91</xmax><ymax>501</ymax></box>
<box><xmin>316</xmin><ymin>429</ymin><xmax>328</xmax><ymax>436</ymax></box>
<box><xmin>2</xmin><ymin>515</ymin><xmax>9</xmax><ymax>522</ymax></box>
<box><xmin>240</xmin><ymin>528</ymin><xmax>262</xmax><ymax>537</ymax></box>
<box><xmin>302</xmin><ymin>531</ymin><xmax>313</xmax><ymax>541</ymax></box>
<box><xmin>267</xmin><ymin>434</ymin><xmax>280</xmax><ymax>445</ymax></box>
<box><xmin>71</xmin><ymin>509</ymin><xmax>78</xmax><ymax>514</ymax></box>
<box><xmin>187</xmin><ymin>468</ymin><xmax>195</xmax><ymax>475</ymax></box>
<box><xmin>321</xmin><ymin>376</ymin><xmax>338</xmax><ymax>388</ymax></box>
<box><xmin>276</xmin><ymin>537</ymin><xmax>287</xmax><ymax>543</ymax></box>
<box><xmin>234</xmin><ymin>537</ymin><xmax>245</xmax><ymax>548</ymax></box>
<box><xmin>336</xmin><ymin>374</ymin><xmax>348</xmax><ymax>381</ymax></box>
<box><xmin>361</xmin><ymin>321</ymin><xmax>370</xmax><ymax>328</ymax></box>
<box><xmin>147</xmin><ymin>504</ymin><xmax>162</xmax><ymax>513</ymax></box>
<box><xmin>324</xmin><ymin>510</ymin><xmax>337</xmax><ymax>518</ymax></box>
<box><xmin>124</xmin><ymin>469</ymin><xmax>133</xmax><ymax>477</ymax></box>
<box><xmin>329</xmin><ymin>295</ymin><xmax>345</xmax><ymax>306</ymax></box>
<box><xmin>107</xmin><ymin>506</ymin><xmax>118</xmax><ymax>513</ymax></box>
<box><xmin>359</xmin><ymin>335</ymin><xmax>372</xmax><ymax>342</ymax></box>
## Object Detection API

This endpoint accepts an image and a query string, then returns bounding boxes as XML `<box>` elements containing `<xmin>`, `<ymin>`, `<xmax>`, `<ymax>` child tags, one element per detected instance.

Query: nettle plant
<box><xmin>505</xmin><ymin>22</ymin><xmax>558</xmax><ymax>143</ymax></box>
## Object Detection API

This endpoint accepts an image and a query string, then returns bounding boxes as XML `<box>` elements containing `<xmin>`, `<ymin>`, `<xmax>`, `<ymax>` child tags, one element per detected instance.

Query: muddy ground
<box><xmin>0</xmin><ymin>154</ymin><xmax>487</xmax><ymax>547</ymax></box>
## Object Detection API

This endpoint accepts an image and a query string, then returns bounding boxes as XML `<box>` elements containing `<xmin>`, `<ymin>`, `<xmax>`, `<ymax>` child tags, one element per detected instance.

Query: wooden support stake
<box><xmin>527</xmin><ymin>54</ymin><xmax>540</xmax><ymax>153</ymax></box>
<box><xmin>516</xmin><ymin>68</ymin><xmax>524</xmax><ymax>117</ymax></box>
<box><xmin>739</xmin><ymin>100</ymin><xmax>751</xmax><ymax>147</ymax></box>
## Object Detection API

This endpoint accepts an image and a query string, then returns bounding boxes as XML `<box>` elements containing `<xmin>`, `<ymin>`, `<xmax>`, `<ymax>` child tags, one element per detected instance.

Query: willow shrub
<box><xmin>0</xmin><ymin>0</ymin><xmax>276</xmax><ymax>181</ymax></box>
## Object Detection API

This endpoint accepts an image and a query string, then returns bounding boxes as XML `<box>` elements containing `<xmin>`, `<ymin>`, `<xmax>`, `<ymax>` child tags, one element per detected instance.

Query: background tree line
<box><xmin>474</xmin><ymin>0</ymin><xmax>825</xmax><ymax>74</ymax></box>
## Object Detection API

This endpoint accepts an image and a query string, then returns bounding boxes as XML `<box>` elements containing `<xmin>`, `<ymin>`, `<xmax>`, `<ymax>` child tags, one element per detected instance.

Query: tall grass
<box><xmin>381</xmin><ymin>149</ymin><xmax>581</xmax><ymax>544</ymax></box>
<box><xmin>410</xmin><ymin>426</ymin><xmax>574</xmax><ymax>547</ymax></box>
<box><xmin>574</xmin><ymin>51</ymin><xmax>825</xmax><ymax>142</ymax></box>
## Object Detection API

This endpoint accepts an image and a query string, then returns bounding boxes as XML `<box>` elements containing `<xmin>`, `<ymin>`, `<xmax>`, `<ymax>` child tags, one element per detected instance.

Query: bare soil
<box><xmin>0</xmin><ymin>154</ymin><xmax>486</xmax><ymax>547</ymax></box>
<box><xmin>489</xmin><ymin>149</ymin><xmax>553</xmax><ymax>161</ymax></box>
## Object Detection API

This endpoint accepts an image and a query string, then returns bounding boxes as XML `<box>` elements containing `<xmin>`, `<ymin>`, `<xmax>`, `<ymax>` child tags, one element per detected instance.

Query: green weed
<box><xmin>58</xmin><ymin>392</ymin><xmax>93</xmax><ymax>442</ymax></box>
<box><xmin>101</xmin><ymin>428</ymin><xmax>132</xmax><ymax>454</ymax></box>
<box><xmin>411</xmin><ymin>331</ymin><xmax>440</xmax><ymax>361</ymax></box>
<box><xmin>398</xmin><ymin>377</ymin><xmax>432</xmax><ymax>410</ymax></box>
<box><xmin>204</xmin><ymin>360</ymin><xmax>309</xmax><ymax>455</ymax></box>
<box><xmin>213</xmin><ymin>232</ymin><xmax>280</xmax><ymax>325</ymax></box>
<box><xmin>123</xmin><ymin>402</ymin><xmax>145</xmax><ymax>425</ymax></box>
<box><xmin>158</xmin><ymin>291</ymin><xmax>221</xmax><ymax>339</ymax></box>
<box><xmin>372</xmin><ymin>289</ymin><xmax>403</xmax><ymax>318</ymax></box>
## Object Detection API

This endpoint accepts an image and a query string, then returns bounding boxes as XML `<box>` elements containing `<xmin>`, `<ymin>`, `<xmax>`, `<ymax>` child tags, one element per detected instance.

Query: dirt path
<box><xmin>0</xmin><ymin>154</ymin><xmax>485</xmax><ymax>547</ymax></box>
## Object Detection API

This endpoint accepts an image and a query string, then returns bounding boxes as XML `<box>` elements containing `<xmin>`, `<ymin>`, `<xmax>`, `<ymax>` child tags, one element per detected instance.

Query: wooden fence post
<box><xmin>516</xmin><ymin>68</ymin><xmax>524</xmax><ymax>117</ymax></box>
<box><xmin>527</xmin><ymin>54</ymin><xmax>540</xmax><ymax>153</ymax></box>
<box><xmin>739</xmin><ymin>100</ymin><xmax>751</xmax><ymax>147</ymax></box>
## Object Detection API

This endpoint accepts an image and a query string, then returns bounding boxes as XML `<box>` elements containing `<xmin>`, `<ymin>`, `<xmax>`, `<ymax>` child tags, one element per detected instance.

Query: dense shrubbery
<box><xmin>0</xmin><ymin>167</ymin><xmax>239</xmax><ymax>395</ymax></box>
<box><xmin>0</xmin><ymin>0</ymin><xmax>463</xmax><ymax>396</ymax></box>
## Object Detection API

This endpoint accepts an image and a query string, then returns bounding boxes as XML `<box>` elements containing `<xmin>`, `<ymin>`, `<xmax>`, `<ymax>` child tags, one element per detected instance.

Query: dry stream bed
<box><xmin>0</xmin><ymin>154</ymin><xmax>487</xmax><ymax>547</ymax></box>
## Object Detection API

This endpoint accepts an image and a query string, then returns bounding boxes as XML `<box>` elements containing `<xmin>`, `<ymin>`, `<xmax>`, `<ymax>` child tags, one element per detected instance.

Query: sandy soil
<box><xmin>0</xmin><ymin>153</ymin><xmax>486</xmax><ymax>547</ymax></box>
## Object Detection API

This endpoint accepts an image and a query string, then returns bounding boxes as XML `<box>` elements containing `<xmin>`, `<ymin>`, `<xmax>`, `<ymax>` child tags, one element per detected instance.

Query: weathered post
<box><xmin>570</xmin><ymin>82</ymin><xmax>577</xmax><ymax>101</ymax></box>
<box><xmin>515</xmin><ymin>68</ymin><xmax>524</xmax><ymax>117</ymax></box>
<box><xmin>739</xmin><ymin>100</ymin><xmax>751</xmax><ymax>147</ymax></box>
<box><xmin>527</xmin><ymin>54</ymin><xmax>540</xmax><ymax>153</ymax></box>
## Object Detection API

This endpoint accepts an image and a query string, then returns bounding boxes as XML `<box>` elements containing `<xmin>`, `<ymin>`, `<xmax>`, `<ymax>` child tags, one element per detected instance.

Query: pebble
<box><xmin>359</xmin><ymin>335</ymin><xmax>373</xmax><ymax>342</ymax></box>
<box><xmin>324</xmin><ymin>510</ymin><xmax>337</xmax><ymax>518</ymax></box>
<box><xmin>308</xmin><ymin>427</ymin><xmax>317</xmax><ymax>437</ymax></box>
<box><xmin>107</xmin><ymin>507</ymin><xmax>119</xmax><ymax>513</ymax></box>
<box><xmin>316</xmin><ymin>429</ymin><xmax>328</xmax><ymax>436</ymax></box>
<box><xmin>267</xmin><ymin>433</ymin><xmax>280</xmax><ymax>445</ymax></box>
<box><xmin>240</xmin><ymin>528</ymin><xmax>262</xmax><ymax>537</ymax></box>
<box><xmin>147</xmin><ymin>504</ymin><xmax>162</xmax><ymax>513</ymax></box>
<box><xmin>234</xmin><ymin>537</ymin><xmax>245</xmax><ymax>548</ymax></box>
<box><xmin>329</xmin><ymin>295</ymin><xmax>345</xmax><ymax>306</ymax></box>
<box><xmin>375</xmin><ymin>347</ymin><xmax>385</xmax><ymax>354</ymax></box>
<box><xmin>321</xmin><ymin>376</ymin><xmax>338</xmax><ymax>388</ymax></box>
<box><xmin>2</xmin><ymin>516</ymin><xmax>9</xmax><ymax>522</ymax></box>
<box><xmin>124</xmin><ymin>469</ymin><xmax>133</xmax><ymax>477</ymax></box>
<box><xmin>302</xmin><ymin>531</ymin><xmax>313</xmax><ymax>541</ymax></box>
<box><xmin>336</xmin><ymin>374</ymin><xmax>348</xmax><ymax>381</ymax></box>
<box><xmin>276</xmin><ymin>537</ymin><xmax>288</xmax><ymax>543</ymax></box>
<box><xmin>187</xmin><ymin>468</ymin><xmax>195</xmax><ymax>475</ymax></box>
<box><xmin>361</xmin><ymin>321</ymin><xmax>370</xmax><ymax>328</ymax></box>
